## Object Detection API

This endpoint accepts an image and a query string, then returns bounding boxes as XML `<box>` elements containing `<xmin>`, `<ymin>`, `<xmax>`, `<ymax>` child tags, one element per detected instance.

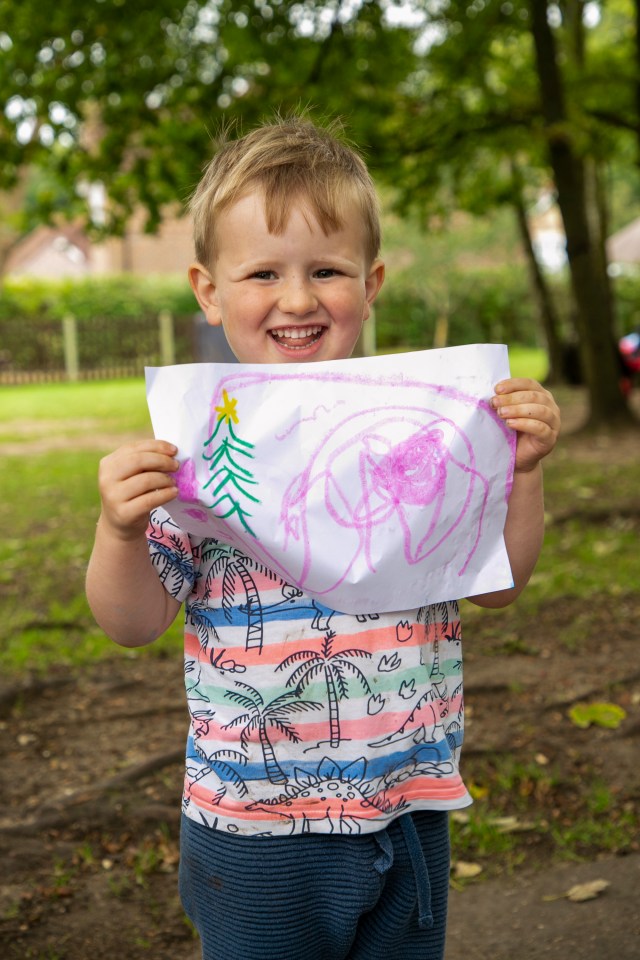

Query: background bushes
<box><xmin>1</xmin><ymin>268</ymin><xmax>639</xmax><ymax>376</ymax></box>
<box><xmin>0</xmin><ymin>276</ymin><xmax>198</xmax><ymax>375</ymax></box>
<box><xmin>375</xmin><ymin>266</ymin><xmax>539</xmax><ymax>349</ymax></box>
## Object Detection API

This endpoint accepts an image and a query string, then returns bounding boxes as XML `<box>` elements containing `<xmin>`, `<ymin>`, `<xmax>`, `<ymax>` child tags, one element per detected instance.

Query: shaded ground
<box><xmin>1</xmin><ymin>396</ymin><xmax>639</xmax><ymax>959</ymax></box>
<box><xmin>446</xmin><ymin>851</ymin><xmax>640</xmax><ymax>960</ymax></box>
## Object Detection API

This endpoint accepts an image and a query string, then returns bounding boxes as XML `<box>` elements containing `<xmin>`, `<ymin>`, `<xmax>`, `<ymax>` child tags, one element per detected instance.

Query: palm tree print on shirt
<box><xmin>417</xmin><ymin>602</ymin><xmax>452</xmax><ymax>686</ymax></box>
<box><xmin>277</xmin><ymin>630</ymin><xmax>372</xmax><ymax>749</ymax></box>
<box><xmin>222</xmin><ymin>681</ymin><xmax>323</xmax><ymax>784</ymax></box>
<box><xmin>198</xmin><ymin>540</ymin><xmax>280</xmax><ymax>653</ymax></box>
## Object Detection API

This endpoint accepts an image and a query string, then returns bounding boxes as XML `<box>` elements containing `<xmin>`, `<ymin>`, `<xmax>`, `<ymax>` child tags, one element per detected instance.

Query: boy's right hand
<box><xmin>97</xmin><ymin>439</ymin><xmax>179</xmax><ymax>541</ymax></box>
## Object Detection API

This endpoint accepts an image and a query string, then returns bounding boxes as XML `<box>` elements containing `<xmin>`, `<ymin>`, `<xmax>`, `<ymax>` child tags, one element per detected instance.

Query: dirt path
<box><xmin>1</xmin><ymin>581</ymin><xmax>639</xmax><ymax>960</ymax></box>
<box><xmin>447</xmin><ymin>851</ymin><xmax>640</xmax><ymax>959</ymax></box>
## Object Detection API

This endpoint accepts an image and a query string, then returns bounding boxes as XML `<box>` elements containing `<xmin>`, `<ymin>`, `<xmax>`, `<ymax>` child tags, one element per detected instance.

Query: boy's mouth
<box><xmin>270</xmin><ymin>325</ymin><xmax>325</xmax><ymax>349</ymax></box>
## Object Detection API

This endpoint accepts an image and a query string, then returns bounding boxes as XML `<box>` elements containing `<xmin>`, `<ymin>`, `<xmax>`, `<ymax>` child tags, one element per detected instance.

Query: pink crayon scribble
<box><xmin>371</xmin><ymin>427</ymin><xmax>446</xmax><ymax>507</ymax></box>
<box><xmin>279</xmin><ymin>406</ymin><xmax>490</xmax><ymax>595</ymax></box>
<box><xmin>185</xmin><ymin>507</ymin><xmax>209</xmax><ymax>523</ymax></box>
<box><xmin>193</xmin><ymin>368</ymin><xmax>514</xmax><ymax>609</ymax></box>
<box><xmin>275</xmin><ymin>401</ymin><xmax>345</xmax><ymax>441</ymax></box>
<box><xmin>174</xmin><ymin>459</ymin><xmax>209</xmax><ymax>524</ymax></box>
<box><xmin>175</xmin><ymin>458</ymin><xmax>198</xmax><ymax>501</ymax></box>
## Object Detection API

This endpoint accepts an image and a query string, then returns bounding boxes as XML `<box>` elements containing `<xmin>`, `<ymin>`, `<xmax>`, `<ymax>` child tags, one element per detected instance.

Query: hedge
<box><xmin>0</xmin><ymin>276</ymin><xmax>198</xmax><ymax>376</ymax></box>
<box><xmin>2</xmin><ymin>269</ymin><xmax>638</xmax><ymax>375</ymax></box>
<box><xmin>375</xmin><ymin>266</ymin><xmax>540</xmax><ymax>349</ymax></box>
<box><xmin>0</xmin><ymin>274</ymin><xmax>196</xmax><ymax>322</ymax></box>
<box><xmin>376</xmin><ymin>268</ymin><xmax>640</xmax><ymax>351</ymax></box>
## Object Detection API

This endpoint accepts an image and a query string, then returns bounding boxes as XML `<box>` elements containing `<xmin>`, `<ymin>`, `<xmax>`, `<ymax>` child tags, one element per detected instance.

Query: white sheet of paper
<box><xmin>145</xmin><ymin>344</ymin><xmax>515</xmax><ymax>614</ymax></box>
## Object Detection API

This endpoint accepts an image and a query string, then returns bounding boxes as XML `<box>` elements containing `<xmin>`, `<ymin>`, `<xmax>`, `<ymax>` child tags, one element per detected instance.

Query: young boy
<box><xmin>86</xmin><ymin>117</ymin><xmax>560</xmax><ymax>960</ymax></box>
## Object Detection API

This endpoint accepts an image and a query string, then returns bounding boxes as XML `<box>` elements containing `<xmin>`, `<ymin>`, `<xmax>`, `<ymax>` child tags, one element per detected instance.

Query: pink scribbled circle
<box><xmin>175</xmin><ymin>458</ymin><xmax>198</xmax><ymax>501</ymax></box>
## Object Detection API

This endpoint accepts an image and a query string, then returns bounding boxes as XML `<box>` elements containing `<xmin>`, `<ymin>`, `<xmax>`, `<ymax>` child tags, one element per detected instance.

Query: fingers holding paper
<box><xmin>491</xmin><ymin>378</ymin><xmax>560</xmax><ymax>473</ymax></box>
<box><xmin>97</xmin><ymin>439</ymin><xmax>179</xmax><ymax>539</ymax></box>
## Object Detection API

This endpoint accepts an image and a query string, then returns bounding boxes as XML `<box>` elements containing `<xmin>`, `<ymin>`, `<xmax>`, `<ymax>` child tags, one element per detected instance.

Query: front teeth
<box><xmin>272</xmin><ymin>325</ymin><xmax>323</xmax><ymax>340</ymax></box>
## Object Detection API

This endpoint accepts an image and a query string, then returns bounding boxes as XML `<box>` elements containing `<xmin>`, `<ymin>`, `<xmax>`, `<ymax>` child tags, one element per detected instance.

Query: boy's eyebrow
<box><xmin>233</xmin><ymin>251</ymin><xmax>361</xmax><ymax>266</ymax></box>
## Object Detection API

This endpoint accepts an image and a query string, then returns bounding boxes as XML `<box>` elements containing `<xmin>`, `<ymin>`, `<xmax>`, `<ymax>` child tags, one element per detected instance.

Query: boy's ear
<box><xmin>363</xmin><ymin>258</ymin><xmax>385</xmax><ymax>322</ymax></box>
<box><xmin>188</xmin><ymin>262</ymin><xmax>222</xmax><ymax>327</ymax></box>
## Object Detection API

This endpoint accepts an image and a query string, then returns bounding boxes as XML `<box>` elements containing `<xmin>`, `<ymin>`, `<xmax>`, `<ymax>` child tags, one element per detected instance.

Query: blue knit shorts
<box><xmin>179</xmin><ymin>810</ymin><xmax>450</xmax><ymax>960</ymax></box>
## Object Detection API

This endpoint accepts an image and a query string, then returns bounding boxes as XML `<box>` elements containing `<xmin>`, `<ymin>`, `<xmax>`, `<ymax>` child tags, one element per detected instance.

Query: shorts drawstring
<box><xmin>398</xmin><ymin>813</ymin><xmax>434</xmax><ymax>930</ymax></box>
<box><xmin>372</xmin><ymin>814</ymin><xmax>435</xmax><ymax>931</ymax></box>
<box><xmin>372</xmin><ymin>826</ymin><xmax>394</xmax><ymax>875</ymax></box>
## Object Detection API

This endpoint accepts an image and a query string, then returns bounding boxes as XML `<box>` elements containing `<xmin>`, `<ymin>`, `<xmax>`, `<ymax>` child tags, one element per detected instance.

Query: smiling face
<box><xmin>188</xmin><ymin>189</ymin><xmax>385</xmax><ymax>364</ymax></box>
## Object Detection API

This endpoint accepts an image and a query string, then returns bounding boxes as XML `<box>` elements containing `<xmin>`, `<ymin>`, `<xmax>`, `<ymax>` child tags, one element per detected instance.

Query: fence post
<box><xmin>158</xmin><ymin>309</ymin><xmax>175</xmax><ymax>366</ymax></box>
<box><xmin>62</xmin><ymin>315</ymin><xmax>79</xmax><ymax>381</ymax></box>
<box><xmin>353</xmin><ymin>307</ymin><xmax>376</xmax><ymax>357</ymax></box>
<box><xmin>361</xmin><ymin>308</ymin><xmax>377</xmax><ymax>357</ymax></box>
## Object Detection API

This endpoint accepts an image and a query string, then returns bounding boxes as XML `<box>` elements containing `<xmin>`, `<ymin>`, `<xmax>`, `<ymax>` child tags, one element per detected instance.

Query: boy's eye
<box><xmin>251</xmin><ymin>270</ymin><xmax>276</xmax><ymax>280</ymax></box>
<box><xmin>314</xmin><ymin>268</ymin><xmax>339</xmax><ymax>279</ymax></box>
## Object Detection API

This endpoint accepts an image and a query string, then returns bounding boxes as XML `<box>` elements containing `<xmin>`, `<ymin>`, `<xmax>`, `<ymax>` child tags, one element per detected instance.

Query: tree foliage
<box><xmin>1</xmin><ymin>0</ymin><xmax>640</xmax><ymax>424</ymax></box>
<box><xmin>0</xmin><ymin>1</ymin><xmax>416</xmax><ymax>232</ymax></box>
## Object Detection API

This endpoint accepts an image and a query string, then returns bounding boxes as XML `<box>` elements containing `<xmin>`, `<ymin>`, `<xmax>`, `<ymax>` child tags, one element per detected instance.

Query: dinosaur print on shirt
<box><xmin>148</xmin><ymin>507</ymin><xmax>471</xmax><ymax>837</ymax></box>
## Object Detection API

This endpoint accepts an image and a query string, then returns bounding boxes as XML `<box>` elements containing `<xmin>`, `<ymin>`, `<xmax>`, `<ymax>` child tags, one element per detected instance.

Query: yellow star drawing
<box><xmin>214</xmin><ymin>389</ymin><xmax>239</xmax><ymax>425</ymax></box>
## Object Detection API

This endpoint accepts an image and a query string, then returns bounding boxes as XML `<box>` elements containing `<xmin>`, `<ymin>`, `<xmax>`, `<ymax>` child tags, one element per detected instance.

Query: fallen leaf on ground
<box><xmin>568</xmin><ymin>702</ymin><xmax>626</xmax><ymax>729</ymax></box>
<box><xmin>543</xmin><ymin>879</ymin><xmax>610</xmax><ymax>903</ymax></box>
<box><xmin>566</xmin><ymin>879</ymin><xmax>611</xmax><ymax>902</ymax></box>
<box><xmin>451</xmin><ymin>811</ymin><xmax>470</xmax><ymax>825</ymax></box>
<box><xmin>489</xmin><ymin>815</ymin><xmax>537</xmax><ymax>833</ymax></box>
<box><xmin>453</xmin><ymin>861</ymin><xmax>483</xmax><ymax>879</ymax></box>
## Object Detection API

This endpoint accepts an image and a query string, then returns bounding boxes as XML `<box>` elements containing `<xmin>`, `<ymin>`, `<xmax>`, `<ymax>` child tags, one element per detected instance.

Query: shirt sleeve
<box><xmin>146</xmin><ymin>507</ymin><xmax>195</xmax><ymax>603</ymax></box>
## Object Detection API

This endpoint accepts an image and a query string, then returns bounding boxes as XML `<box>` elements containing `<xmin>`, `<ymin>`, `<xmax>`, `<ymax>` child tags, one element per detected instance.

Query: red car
<box><xmin>619</xmin><ymin>330</ymin><xmax>640</xmax><ymax>396</ymax></box>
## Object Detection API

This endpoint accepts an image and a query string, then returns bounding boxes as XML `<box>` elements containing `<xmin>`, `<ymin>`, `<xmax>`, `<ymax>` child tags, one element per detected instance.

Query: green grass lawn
<box><xmin>0</xmin><ymin>378</ymin><xmax>151</xmax><ymax>443</ymax></box>
<box><xmin>0</xmin><ymin>379</ymin><xmax>182</xmax><ymax>674</ymax></box>
<box><xmin>507</xmin><ymin>345</ymin><xmax>548</xmax><ymax>381</ymax></box>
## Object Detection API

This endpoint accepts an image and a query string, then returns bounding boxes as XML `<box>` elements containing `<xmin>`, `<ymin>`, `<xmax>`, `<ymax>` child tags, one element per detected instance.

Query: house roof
<box><xmin>5</xmin><ymin>210</ymin><xmax>193</xmax><ymax>278</ymax></box>
<box><xmin>607</xmin><ymin>218</ymin><xmax>640</xmax><ymax>264</ymax></box>
<box><xmin>5</xmin><ymin>223</ymin><xmax>91</xmax><ymax>275</ymax></box>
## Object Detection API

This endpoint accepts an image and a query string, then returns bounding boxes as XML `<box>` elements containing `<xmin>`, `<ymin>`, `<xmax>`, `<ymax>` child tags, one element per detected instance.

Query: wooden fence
<box><xmin>0</xmin><ymin>311</ymin><xmax>230</xmax><ymax>384</ymax></box>
<box><xmin>0</xmin><ymin>311</ymin><xmax>375</xmax><ymax>384</ymax></box>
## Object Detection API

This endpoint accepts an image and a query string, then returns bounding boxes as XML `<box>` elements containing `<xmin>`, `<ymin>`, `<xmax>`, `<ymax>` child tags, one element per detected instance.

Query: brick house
<box><xmin>5</xmin><ymin>207</ymin><xmax>194</xmax><ymax>278</ymax></box>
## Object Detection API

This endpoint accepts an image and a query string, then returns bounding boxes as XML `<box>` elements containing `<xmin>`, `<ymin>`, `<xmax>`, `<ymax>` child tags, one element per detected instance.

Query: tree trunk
<box><xmin>510</xmin><ymin>172</ymin><xmax>564</xmax><ymax>383</ymax></box>
<box><xmin>0</xmin><ymin>240</ymin><xmax>15</xmax><ymax>278</ymax></box>
<box><xmin>325</xmin><ymin>668</ymin><xmax>341</xmax><ymax>749</ymax></box>
<box><xmin>259</xmin><ymin>720</ymin><xmax>287</xmax><ymax>784</ymax></box>
<box><xmin>0</xmin><ymin>180</ymin><xmax>29</xmax><ymax>278</ymax></box>
<box><xmin>429</xmin><ymin>637</ymin><xmax>445</xmax><ymax>685</ymax></box>
<box><xmin>529</xmin><ymin>0</ymin><xmax>632</xmax><ymax>426</ymax></box>
<box><xmin>236</xmin><ymin>562</ymin><xmax>263</xmax><ymax>652</ymax></box>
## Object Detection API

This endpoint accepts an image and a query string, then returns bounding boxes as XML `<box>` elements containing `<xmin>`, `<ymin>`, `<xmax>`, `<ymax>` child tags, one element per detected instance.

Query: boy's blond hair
<box><xmin>189</xmin><ymin>116</ymin><xmax>381</xmax><ymax>268</ymax></box>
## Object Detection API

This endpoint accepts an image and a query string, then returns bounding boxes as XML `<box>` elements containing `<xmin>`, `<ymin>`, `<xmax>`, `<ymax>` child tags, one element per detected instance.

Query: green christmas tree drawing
<box><xmin>202</xmin><ymin>389</ymin><xmax>260</xmax><ymax>538</ymax></box>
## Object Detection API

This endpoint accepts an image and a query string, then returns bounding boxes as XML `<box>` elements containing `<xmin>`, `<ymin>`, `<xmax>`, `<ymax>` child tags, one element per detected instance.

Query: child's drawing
<box><xmin>278</xmin><ymin>407</ymin><xmax>490</xmax><ymax>599</ymax></box>
<box><xmin>145</xmin><ymin>345</ymin><xmax>516</xmax><ymax>613</ymax></box>
<box><xmin>202</xmin><ymin>387</ymin><xmax>260</xmax><ymax>537</ymax></box>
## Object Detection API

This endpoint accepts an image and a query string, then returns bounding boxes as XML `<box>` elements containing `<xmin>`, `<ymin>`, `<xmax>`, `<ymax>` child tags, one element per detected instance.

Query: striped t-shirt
<box><xmin>148</xmin><ymin>506</ymin><xmax>471</xmax><ymax>837</ymax></box>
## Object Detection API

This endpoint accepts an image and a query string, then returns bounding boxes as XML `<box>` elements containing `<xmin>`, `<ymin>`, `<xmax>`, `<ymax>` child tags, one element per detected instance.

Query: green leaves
<box><xmin>0</xmin><ymin>0</ymin><xmax>417</xmax><ymax>214</ymax></box>
<box><xmin>568</xmin><ymin>702</ymin><xmax>627</xmax><ymax>730</ymax></box>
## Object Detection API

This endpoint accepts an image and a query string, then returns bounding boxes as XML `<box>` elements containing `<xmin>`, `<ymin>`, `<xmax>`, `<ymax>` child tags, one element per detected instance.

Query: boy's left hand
<box><xmin>491</xmin><ymin>378</ymin><xmax>560</xmax><ymax>472</ymax></box>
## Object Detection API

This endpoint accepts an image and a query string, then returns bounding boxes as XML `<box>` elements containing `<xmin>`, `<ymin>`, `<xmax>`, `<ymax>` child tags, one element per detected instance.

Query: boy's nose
<box><xmin>279</xmin><ymin>278</ymin><xmax>317</xmax><ymax>316</ymax></box>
